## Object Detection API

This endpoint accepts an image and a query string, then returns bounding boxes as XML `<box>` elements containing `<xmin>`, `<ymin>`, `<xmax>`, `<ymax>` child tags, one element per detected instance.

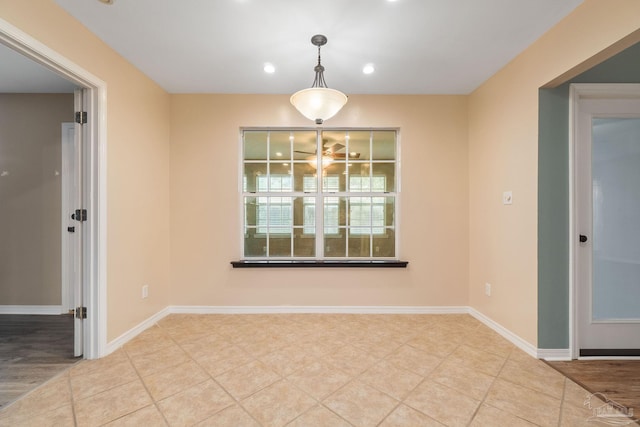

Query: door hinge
<box><xmin>73</xmin><ymin>209</ymin><xmax>87</xmax><ymax>222</ymax></box>
<box><xmin>75</xmin><ymin>306</ymin><xmax>87</xmax><ymax>319</ymax></box>
<box><xmin>75</xmin><ymin>111</ymin><xmax>87</xmax><ymax>124</ymax></box>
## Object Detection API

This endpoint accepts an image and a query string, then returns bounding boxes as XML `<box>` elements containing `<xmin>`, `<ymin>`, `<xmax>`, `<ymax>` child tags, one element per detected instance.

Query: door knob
<box><xmin>579</xmin><ymin>234</ymin><xmax>588</xmax><ymax>243</ymax></box>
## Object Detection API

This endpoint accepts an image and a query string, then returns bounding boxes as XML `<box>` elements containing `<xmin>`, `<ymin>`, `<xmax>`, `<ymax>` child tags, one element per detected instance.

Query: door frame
<box><xmin>61</xmin><ymin>122</ymin><xmax>76</xmax><ymax>313</ymax></box>
<box><xmin>569</xmin><ymin>83</ymin><xmax>640</xmax><ymax>359</ymax></box>
<box><xmin>0</xmin><ymin>18</ymin><xmax>107</xmax><ymax>359</ymax></box>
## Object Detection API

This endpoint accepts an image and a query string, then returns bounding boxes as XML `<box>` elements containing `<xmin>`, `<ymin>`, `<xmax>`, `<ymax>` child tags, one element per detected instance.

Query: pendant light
<box><xmin>290</xmin><ymin>35</ymin><xmax>348</xmax><ymax>125</ymax></box>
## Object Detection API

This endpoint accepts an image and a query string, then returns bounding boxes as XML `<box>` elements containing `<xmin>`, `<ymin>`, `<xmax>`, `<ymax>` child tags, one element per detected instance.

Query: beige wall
<box><xmin>0</xmin><ymin>1</ymin><xmax>172</xmax><ymax>340</ymax></box>
<box><xmin>4</xmin><ymin>0</ymin><xmax>639</xmax><ymax>352</ymax></box>
<box><xmin>468</xmin><ymin>0</ymin><xmax>640</xmax><ymax>345</ymax></box>
<box><xmin>170</xmin><ymin>95</ymin><xmax>469</xmax><ymax>307</ymax></box>
<box><xmin>0</xmin><ymin>93</ymin><xmax>73</xmax><ymax>305</ymax></box>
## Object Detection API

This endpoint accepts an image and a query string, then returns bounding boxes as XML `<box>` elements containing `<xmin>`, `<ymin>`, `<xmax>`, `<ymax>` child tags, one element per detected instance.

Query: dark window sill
<box><xmin>230</xmin><ymin>260</ymin><xmax>409</xmax><ymax>268</ymax></box>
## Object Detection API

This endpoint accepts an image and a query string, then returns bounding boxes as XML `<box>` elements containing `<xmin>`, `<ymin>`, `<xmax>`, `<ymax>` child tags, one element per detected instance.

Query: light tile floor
<box><xmin>0</xmin><ymin>314</ymin><xmax>620</xmax><ymax>426</ymax></box>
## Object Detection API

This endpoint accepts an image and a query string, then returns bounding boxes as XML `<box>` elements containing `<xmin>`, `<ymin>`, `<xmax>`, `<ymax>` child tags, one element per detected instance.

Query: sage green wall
<box><xmin>538</xmin><ymin>42</ymin><xmax>640</xmax><ymax>349</ymax></box>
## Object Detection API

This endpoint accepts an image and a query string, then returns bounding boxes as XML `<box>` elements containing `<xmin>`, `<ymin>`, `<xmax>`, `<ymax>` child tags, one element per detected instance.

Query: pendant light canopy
<box><xmin>290</xmin><ymin>35</ymin><xmax>348</xmax><ymax>125</ymax></box>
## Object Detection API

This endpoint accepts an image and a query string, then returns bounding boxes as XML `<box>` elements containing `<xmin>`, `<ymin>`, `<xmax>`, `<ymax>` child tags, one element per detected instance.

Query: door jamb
<box><xmin>61</xmin><ymin>122</ymin><xmax>75</xmax><ymax>313</ymax></box>
<box><xmin>569</xmin><ymin>83</ymin><xmax>640</xmax><ymax>359</ymax></box>
<box><xmin>0</xmin><ymin>18</ymin><xmax>107</xmax><ymax>359</ymax></box>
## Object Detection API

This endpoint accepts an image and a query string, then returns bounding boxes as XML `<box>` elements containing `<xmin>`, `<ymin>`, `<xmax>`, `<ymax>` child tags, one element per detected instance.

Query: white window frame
<box><xmin>241</xmin><ymin>128</ymin><xmax>400</xmax><ymax>260</ymax></box>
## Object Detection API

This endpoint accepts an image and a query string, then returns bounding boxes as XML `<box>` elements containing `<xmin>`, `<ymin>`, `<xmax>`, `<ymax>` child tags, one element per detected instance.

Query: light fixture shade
<box><xmin>290</xmin><ymin>87</ymin><xmax>348</xmax><ymax>124</ymax></box>
<box><xmin>307</xmin><ymin>155</ymin><xmax>334</xmax><ymax>170</ymax></box>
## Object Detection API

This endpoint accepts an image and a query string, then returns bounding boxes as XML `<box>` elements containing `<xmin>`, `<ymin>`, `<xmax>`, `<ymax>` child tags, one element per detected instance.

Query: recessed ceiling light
<box><xmin>97</xmin><ymin>0</ymin><xmax>115</xmax><ymax>4</ymax></box>
<box><xmin>363</xmin><ymin>64</ymin><xmax>375</xmax><ymax>75</ymax></box>
<box><xmin>275</xmin><ymin>152</ymin><xmax>282</xmax><ymax>157</ymax></box>
<box><xmin>263</xmin><ymin>63</ymin><xmax>275</xmax><ymax>74</ymax></box>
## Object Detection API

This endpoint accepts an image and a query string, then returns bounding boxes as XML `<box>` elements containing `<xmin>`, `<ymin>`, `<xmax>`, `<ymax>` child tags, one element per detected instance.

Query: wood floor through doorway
<box><xmin>0</xmin><ymin>314</ymin><xmax>80</xmax><ymax>408</ymax></box>
<box><xmin>547</xmin><ymin>359</ymin><xmax>640</xmax><ymax>413</ymax></box>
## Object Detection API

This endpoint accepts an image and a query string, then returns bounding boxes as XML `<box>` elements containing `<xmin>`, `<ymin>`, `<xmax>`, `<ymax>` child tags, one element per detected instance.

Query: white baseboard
<box><xmin>105</xmin><ymin>307</ymin><xmax>170</xmax><ymax>355</ymax></box>
<box><xmin>168</xmin><ymin>305</ymin><xmax>470</xmax><ymax>315</ymax></box>
<box><xmin>103</xmin><ymin>305</ymin><xmax>546</xmax><ymax>361</ymax></box>
<box><xmin>468</xmin><ymin>308</ymin><xmax>538</xmax><ymax>359</ymax></box>
<box><xmin>537</xmin><ymin>349</ymin><xmax>572</xmax><ymax>361</ymax></box>
<box><xmin>0</xmin><ymin>305</ymin><xmax>64</xmax><ymax>315</ymax></box>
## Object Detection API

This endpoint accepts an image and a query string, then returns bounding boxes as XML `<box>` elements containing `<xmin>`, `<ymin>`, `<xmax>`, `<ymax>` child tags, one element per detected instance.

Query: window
<box><xmin>242</xmin><ymin>129</ymin><xmax>398</xmax><ymax>259</ymax></box>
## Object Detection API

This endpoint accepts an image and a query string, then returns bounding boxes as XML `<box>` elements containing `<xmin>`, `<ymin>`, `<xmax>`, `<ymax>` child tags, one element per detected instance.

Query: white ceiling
<box><xmin>8</xmin><ymin>0</ymin><xmax>584</xmax><ymax>95</ymax></box>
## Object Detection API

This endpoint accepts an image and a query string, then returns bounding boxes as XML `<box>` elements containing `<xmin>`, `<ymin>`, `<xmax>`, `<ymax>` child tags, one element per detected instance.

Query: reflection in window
<box><xmin>242</xmin><ymin>129</ymin><xmax>398</xmax><ymax>259</ymax></box>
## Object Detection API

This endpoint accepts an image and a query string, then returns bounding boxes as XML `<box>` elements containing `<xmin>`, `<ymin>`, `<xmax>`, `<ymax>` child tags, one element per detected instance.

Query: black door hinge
<box><xmin>73</xmin><ymin>209</ymin><xmax>87</xmax><ymax>222</ymax></box>
<box><xmin>75</xmin><ymin>111</ymin><xmax>87</xmax><ymax>124</ymax></box>
<box><xmin>75</xmin><ymin>306</ymin><xmax>87</xmax><ymax>319</ymax></box>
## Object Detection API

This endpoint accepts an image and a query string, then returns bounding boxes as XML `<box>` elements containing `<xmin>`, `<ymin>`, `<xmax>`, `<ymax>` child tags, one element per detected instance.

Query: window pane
<box><xmin>254</xmin><ymin>173</ymin><xmax>293</xmax><ymax>193</ymax></box>
<box><xmin>292</xmin><ymin>131</ymin><xmax>317</xmax><ymax>161</ymax></box>
<box><xmin>349</xmin><ymin>196</ymin><xmax>388</xmax><ymax>236</ymax></box>
<box><xmin>348</xmin><ymin>174</ymin><xmax>387</xmax><ymax>194</ymax></box>
<box><xmin>293</xmin><ymin>163</ymin><xmax>317</xmax><ymax>192</ymax></box>
<box><xmin>348</xmin><ymin>131</ymin><xmax>371</xmax><ymax>161</ymax></box>
<box><xmin>383</xmin><ymin>197</ymin><xmax>395</xmax><ymax>227</ymax></box>
<box><xmin>323</xmin><ymin>197</ymin><xmax>339</xmax><ymax>235</ymax></box>
<box><xmin>244</xmin><ymin>229</ymin><xmax>266</xmax><ymax>257</ymax></box>
<box><xmin>371</xmin><ymin>163</ymin><xmax>395</xmax><ymax>192</ymax></box>
<box><xmin>373</xmin><ymin>229</ymin><xmax>395</xmax><ymax>257</ymax></box>
<box><xmin>348</xmin><ymin>163</ymin><xmax>369</xmax><ymax>183</ymax></box>
<box><xmin>269</xmin><ymin>233</ymin><xmax>291</xmax><ymax>257</ymax></box>
<box><xmin>325</xmin><ymin>231</ymin><xmax>346</xmax><ymax>257</ymax></box>
<box><xmin>244</xmin><ymin>131</ymin><xmax>268</xmax><ymax>160</ymax></box>
<box><xmin>294</xmin><ymin>228</ymin><xmax>315</xmax><ymax>257</ymax></box>
<box><xmin>269</xmin><ymin>131</ymin><xmax>291</xmax><ymax>161</ymax></box>
<box><xmin>244</xmin><ymin>197</ymin><xmax>258</xmax><ymax>226</ymax></box>
<box><xmin>322</xmin><ymin>167</ymin><xmax>345</xmax><ymax>191</ymax></box>
<box><xmin>242</xmin><ymin>128</ymin><xmax>397</xmax><ymax>260</ymax></box>
<box><xmin>244</xmin><ymin>164</ymin><xmax>267</xmax><ymax>192</ymax></box>
<box><xmin>324</xmin><ymin>197</ymin><xmax>346</xmax><ymax>228</ymax></box>
<box><xmin>348</xmin><ymin>233</ymin><xmax>371</xmax><ymax>257</ymax></box>
<box><xmin>322</xmin><ymin>131</ymin><xmax>348</xmax><ymax>154</ymax></box>
<box><xmin>293</xmin><ymin>197</ymin><xmax>307</xmax><ymax>227</ymax></box>
<box><xmin>372</xmin><ymin>130</ymin><xmax>396</xmax><ymax>160</ymax></box>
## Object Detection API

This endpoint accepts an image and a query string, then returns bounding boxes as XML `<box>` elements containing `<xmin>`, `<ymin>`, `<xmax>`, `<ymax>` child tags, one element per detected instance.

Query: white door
<box><xmin>61</xmin><ymin>123</ymin><xmax>78</xmax><ymax>314</ymax></box>
<box><xmin>575</xmin><ymin>84</ymin><xmax>640</xmax><ymax>357</ymax></box>
<box><xmin>72</xmin><ymin>89</ymin><xmax>87</xmax><ymax>357</ymax></box>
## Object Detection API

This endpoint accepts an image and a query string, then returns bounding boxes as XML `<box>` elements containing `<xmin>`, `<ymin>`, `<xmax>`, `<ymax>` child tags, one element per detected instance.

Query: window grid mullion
<box><xmin>315</xmin><ymin>130</ymin><xmax>323</xmax><ymax>258</ymax></box>
<box><xmin>265</xmin><ymin>131</ymin><xmax>271</xmax><ymax>256</ymax></box>
<box><xmin>242</xmin><ymin>128</ymin><xmax>397</xmax><ymax>260</ymax></box>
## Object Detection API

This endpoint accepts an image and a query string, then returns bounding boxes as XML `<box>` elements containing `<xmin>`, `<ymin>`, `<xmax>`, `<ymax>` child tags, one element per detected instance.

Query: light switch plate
<box><xmin>503</xmin><ymin>191</ymin><xmax>513</xmax><ymax>205</ymax></box>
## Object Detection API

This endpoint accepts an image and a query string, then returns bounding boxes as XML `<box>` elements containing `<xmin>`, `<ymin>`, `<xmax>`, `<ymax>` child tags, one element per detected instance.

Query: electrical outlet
<box><xmin>485</xmin><ymin>283</ymin><xmax>491</xmax><ymax>296</ymax></box>
<box><xmin>142</xmin><ymin>284</ymin><xmax>149</xmax><ymax>299</ymax></box>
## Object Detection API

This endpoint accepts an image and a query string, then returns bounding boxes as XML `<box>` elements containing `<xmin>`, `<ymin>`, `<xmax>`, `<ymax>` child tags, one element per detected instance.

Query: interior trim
<box><xmin>0</xmin><ymin>17</ymin><xmax>108</xmax><ymax>360</ymax></box>
<box><xmin>231</xmin><ymin>260</ymin><xmax>408</xmax><ymax>268</ymax></box>
<box><xmin>0</xmin><ymin>305</ymin><xmax>65</xmax><ymax>315</ymax></box>
<box><xmin>537</xmin><ymin>348</ymin><xmax>572</xmax><ymax>361</ymax></box>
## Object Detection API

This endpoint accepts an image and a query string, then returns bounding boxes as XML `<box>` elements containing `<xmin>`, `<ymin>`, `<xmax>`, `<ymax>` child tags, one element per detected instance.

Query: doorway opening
<box><xmin>570</xmin><ymin>83</ymin><xmax>640</xmax><ymax>359</ymax></box>
<box><xmin>0</xmin><ymin>16</ymin><xmax>107</xmax><ymax>407</ymax></box>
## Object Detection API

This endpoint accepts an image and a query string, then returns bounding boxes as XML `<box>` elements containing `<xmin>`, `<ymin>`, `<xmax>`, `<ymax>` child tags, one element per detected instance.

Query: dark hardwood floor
<box><xmin>548</xmin><ymin>359</ymin><xmax>640</xmax><ymax>412</ymax></box>
<box><xmin>0</xmin><ymin>314</ymin><xmax>80</xmax><ymax>409</ymax></box>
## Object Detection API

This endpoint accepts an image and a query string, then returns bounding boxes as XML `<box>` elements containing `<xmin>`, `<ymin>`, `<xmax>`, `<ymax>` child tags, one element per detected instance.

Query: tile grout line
<box><xmin>464</xmin><ymin>342</ymin><xmax>513</xmax><ymax>426</ymax></box>
<box><xmin>156</xmin><ymin>319</ymin><xmax>256</xmax><ymax>426</ymax></box>
<box><xmin>557</xmin><ymin>376</ymin><xmax>568</xmax><ymax>427</ymax></box>
<box><xmin>121</xmin><ymin>338</ymin><xmax>173</xmax><ymax>426</ymax></box>
<box><xmin>67</xmin><ymin>372</ymin><xmax>79</xmax><ymax>427</ymax></box>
